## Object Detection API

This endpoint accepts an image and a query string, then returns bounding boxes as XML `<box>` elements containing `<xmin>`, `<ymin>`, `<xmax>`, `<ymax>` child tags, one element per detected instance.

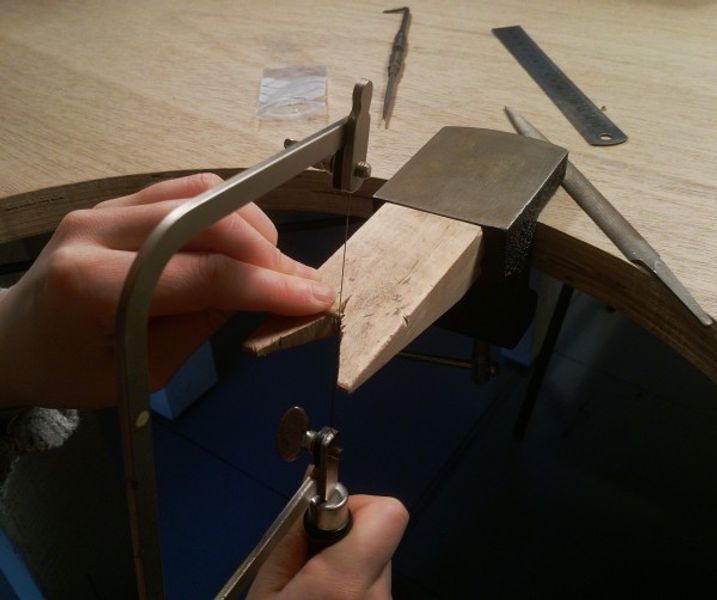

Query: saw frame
<box><xmin>115</xmin><ymin>79</ymin><xmax>372</xmax><ymax>599</ymax></box>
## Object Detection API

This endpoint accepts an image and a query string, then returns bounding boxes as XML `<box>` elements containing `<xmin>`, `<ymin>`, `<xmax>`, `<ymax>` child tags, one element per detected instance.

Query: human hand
<box><xmin>0</xmin><ymin>173</ymin><xmax>336</xmax><ymax>408</ymax></box>
<box><xmin>248</xmin><ymin>495</ymin><xmax>409</xmax><ymax>600</ymax></box>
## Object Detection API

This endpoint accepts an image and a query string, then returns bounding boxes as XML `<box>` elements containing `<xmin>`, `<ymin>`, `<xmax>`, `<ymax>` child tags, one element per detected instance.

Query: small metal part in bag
<box><xmin>382</xmin><ymin>7</ymin><xmax>411</xmax><ymax>125</ymax></box>
<box><xmin>493</xmin><ymin>25</ymin><xmax>627</xmax><ymax>146</ymax></box>
<box><xmin>505</xmin><ymin>107</ymin><xmax>712</xmax><ymax>327</ymax></box>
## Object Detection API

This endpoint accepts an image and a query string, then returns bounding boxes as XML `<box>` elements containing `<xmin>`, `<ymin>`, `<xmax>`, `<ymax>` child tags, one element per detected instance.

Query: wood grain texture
<box><xmin>0</xmin><ymin>169</ymin><xmax>381</xmax><ymax>244</ymax></box>
<box><xmin>1</xmin><ymin>0</ymin><xmax>715</xmax><ymax>380</ymax></box>
<box><xmin>244</xmin><ymin>203</ymin><xmax>484</xmax><ymax>391</ymax></box>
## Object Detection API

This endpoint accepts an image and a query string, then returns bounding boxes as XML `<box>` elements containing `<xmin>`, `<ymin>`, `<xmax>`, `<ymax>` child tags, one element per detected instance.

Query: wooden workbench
<box><xmin>1</xmin><ymin>0</ymin><xmax>715</xmax><ymax>381</ymax></box>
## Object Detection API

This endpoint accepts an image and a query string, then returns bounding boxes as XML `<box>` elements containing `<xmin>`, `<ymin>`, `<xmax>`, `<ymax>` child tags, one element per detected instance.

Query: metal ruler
<box><xmin>493</xmin><ymin>25</ymin><xmax>627</xmax><ymax>146</ymax></box>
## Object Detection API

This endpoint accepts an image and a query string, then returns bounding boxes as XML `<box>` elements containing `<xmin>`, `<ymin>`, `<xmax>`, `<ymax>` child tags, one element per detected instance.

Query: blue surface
<box><xmin>153</xmin><ymin>422</ymin><xmax>287</xmax><ymax>599</ymax></box>
<box><xmin>151</xmin><ymin>341</ymin><xmax>217</xmax><ymax>420</ymax></box>
<box><xmin>0</xmin><ymin>572</ymin><xmax>19</xmax><ymax>600</ymax></box>
<box><xmin>0</xmin><ymin>528</ymin><xmax>40</xmax><ymax>600</ymax></box>
<box><xmin>160</xmin><ymin>336</ymin><xmax>338</xmax><ymax>499</ymax></box>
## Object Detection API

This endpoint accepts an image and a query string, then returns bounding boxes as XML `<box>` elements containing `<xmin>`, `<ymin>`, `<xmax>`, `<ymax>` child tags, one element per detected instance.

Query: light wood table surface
<box><xmin>2</xmin><ymin>0</ymin><xmax>716</xmax><ymax>381</ymax></box>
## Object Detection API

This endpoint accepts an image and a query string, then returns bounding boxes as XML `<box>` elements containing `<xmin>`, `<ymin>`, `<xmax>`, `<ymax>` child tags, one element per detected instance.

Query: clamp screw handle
<box><xmin>276</xmin><ymin>406</ymin><xmax>312</xmax><ymax>463</ymax></box>
<box><xmin>276</xmin><ymin>407</ymin><xmax>352</xmax><ymax>549</ymax></box>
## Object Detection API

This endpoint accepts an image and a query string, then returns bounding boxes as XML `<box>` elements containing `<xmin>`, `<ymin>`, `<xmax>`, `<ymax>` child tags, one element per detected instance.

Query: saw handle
<box><xmin>304</xmin><ymin>509</ymin><xmax>354</xmax><ymax>557</ymax></box>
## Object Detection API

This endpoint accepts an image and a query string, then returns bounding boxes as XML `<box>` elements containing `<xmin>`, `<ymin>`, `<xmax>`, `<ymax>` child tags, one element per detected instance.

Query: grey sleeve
<box><xmin>0</xmin><ymin>407</ymin><xmax>79</xmax><ymax>484</ymax></box>
<box><xmin>0</xmin><ymin>287</ymin><xmax>81</xmax><ymax>485</ymax></box>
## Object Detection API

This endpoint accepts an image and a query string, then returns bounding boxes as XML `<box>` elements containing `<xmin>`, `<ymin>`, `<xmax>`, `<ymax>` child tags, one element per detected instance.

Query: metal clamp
<box><xmin>116</xmin><ymin>80</ymin><xmax>372</xmax><ymax>599</ymax></box>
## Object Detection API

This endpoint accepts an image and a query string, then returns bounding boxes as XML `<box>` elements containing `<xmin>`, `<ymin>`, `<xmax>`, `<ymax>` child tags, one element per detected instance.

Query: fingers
<box><xmin>371</xmin><ymin>562</ymin><xmax>393</xmax><ymax>599</ymax></box>
<box><xmin>234</xmin><ymin>201</ymin><xmax>278</xmax><ymax>246</ymax></box>
<box><xmin>65</xmin><ymin>248</ymin><xmax>335</xmax><ymax>322</ymax></box>
<box><xmin>153</xmin><ymin>253</ymin><xmax>334</xmax><ymax>316</ymax></box>
<box><xmin>246</xmin><ymin>504</ymin><xmax>311</xmax><ymax>599</ymax></box>
<box><xmin>249</xmin><ymin>495</ymin><xmax>408</xmax><ymax>599</ymax></box>
<box><xmin>96</xmin><ymin>173</ymin><xmax>278</xmax><ymax>244</ymax></box>
<box><xmin>97</xmin><ymin>173</ymin><xmax>224</xmax><ymax>208</ymax></box>
<box><xmin>304</xmin><ymin>495</ymin><xmax>408</xmax><ymax>596</ymax></box>
<box><xmin>136</xmin><ymin>172</ymin><xmax>224</xmax><ymax>204</ymax></box>
<box><xmin>93</xmin><ymin>199</ymin><xmax>314</xmax><ymax>280</ymax></box>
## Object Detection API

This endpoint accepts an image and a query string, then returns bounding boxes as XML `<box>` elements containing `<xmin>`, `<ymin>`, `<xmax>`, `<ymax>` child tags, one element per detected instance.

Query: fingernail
<box><xmin>312</xmin><ymin>282</ymin><xmax>336</xmax><ymax>304</ymax></box>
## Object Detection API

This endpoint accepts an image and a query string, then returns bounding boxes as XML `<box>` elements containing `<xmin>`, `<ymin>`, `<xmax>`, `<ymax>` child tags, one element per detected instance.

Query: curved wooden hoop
<box><xmin>2</xmin><ymin>168</ymin><xmax>714</xmax><ymax>383</ymax></box>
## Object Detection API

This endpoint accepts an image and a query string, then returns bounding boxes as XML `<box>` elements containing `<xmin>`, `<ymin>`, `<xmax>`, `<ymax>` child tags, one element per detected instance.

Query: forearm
<box><xmin>0</xmin><ymin>286</ymin><xmax>16</xmax><ymax>409</ymax></box>
<box><xmin>0</xmin><ymin>285</ymin><xmax>79</xmax><ymax>481</ymax></box>
<box><xmin>0</xmin><ymin>283</ymin><xmax>34</xmax><ymax>409</ymax></box>
<box><xmin>0</xmin><ymin>407</ymin><xmax>79</xmax><ymax>482</ymax></box>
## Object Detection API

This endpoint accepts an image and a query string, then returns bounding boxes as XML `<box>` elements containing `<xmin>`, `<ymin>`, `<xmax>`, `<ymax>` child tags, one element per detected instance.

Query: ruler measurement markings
<box><xmin>493</xmin><ymin>25</ymin><xmax>627</xmax><ymax>146</ymax></box>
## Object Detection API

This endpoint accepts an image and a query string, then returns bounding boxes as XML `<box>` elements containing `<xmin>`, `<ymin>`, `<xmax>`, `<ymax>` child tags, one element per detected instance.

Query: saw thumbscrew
<box><xmin>277</xmin><ymin>407</ymin><xmax>353</xmax><ymax>554</ymax></box>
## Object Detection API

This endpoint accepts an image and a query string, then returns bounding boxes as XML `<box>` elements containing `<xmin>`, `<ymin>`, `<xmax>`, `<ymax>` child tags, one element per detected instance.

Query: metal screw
<box><xmin>354</xmin><ymin>161</ymin><xmax>372</xmax><ymax>179</ymax></box>
<box><xmin>135</xmin><ymin>410</ymin><xmax>150</xmax><ymax>428</ymax></box>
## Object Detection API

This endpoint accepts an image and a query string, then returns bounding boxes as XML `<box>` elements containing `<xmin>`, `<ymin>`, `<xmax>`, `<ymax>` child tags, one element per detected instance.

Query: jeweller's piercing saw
<box><xmin>115</xmin><ymin>79</ymin><xmax>372</xmax><ymax>599</ymax></box>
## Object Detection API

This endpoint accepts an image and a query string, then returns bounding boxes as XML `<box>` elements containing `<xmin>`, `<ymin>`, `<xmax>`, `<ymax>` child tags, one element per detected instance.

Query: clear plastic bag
<box><xmin>256</xmin><ymin>66</ymin><xmax>327</xmax><ymax>120</ymax></box>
